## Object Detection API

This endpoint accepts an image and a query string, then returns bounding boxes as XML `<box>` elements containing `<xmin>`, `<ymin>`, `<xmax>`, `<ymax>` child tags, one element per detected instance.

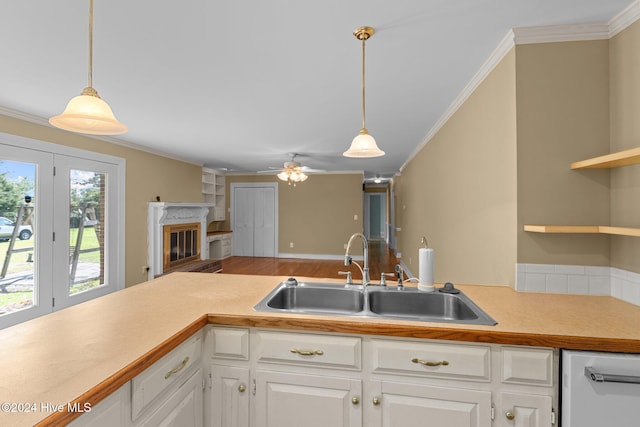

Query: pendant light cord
<box><xmin>88</xmin><ymin>0</ymin><xmax>94</xmax><ymax>89</ymax></box>
<box><xmin>361</xmin><ymin>36</ymin><xmax>366</xmax><ymax>130</ymax></box>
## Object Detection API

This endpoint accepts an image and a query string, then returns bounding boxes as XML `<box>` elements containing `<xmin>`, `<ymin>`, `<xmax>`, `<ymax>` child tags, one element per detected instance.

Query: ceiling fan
<box><xmin>258</xmin><ymin>153</ymin><xmax>325</xmax><ymax>186</ymax></box>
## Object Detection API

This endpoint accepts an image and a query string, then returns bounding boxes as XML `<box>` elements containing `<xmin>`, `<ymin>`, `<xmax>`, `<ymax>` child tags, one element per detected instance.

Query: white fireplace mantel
<box><xmin>147</xmin><ymin>202</ymin><xmax>213</xmax><ymax>280</ymax></box>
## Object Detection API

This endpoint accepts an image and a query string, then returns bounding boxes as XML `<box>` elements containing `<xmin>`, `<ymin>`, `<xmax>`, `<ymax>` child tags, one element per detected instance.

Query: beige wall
<box><xmin>222</xmin><ymin>173</ymin><xmax>364</xmax><ymax>256</ymax></box>
<box><xmin>0</xmin><ymin>115</ymin><xmax>202</xmax><ymax>287</ymax></box>
<box><xmin>397</xmin><ymin>36</ymin><xmax>636</xmax><ymax>286</ymax></box>
<box><xmin>610</xmin><ymin>21</ymin><xmax>640</xmax><ymax>273</ymax></box>
<box><xmin>515</xmin><ymin>40</ymin><xmax>611</xmax><ymax>266</ymax></box>
<box><xmin>398</xmin><ymin>49</ymin><xmax>518</xmax><ymax>286</ymax></box>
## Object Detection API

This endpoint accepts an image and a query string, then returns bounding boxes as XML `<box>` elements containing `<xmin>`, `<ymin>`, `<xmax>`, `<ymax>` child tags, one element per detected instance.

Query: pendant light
<box><xmin>49</xmin><ymin>0</ymin><xmax>127</xmax><ymax>135</ymax></box>
<box><xmin>343</xmin><ymin>26</ymin><xmax>384</xmax><ymax>158</ymax></box>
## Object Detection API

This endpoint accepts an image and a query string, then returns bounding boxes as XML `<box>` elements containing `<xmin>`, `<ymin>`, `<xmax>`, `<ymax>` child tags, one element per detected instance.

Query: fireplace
<box><xmin>147</xmin><ymin>202</ymin><xmax>213</xmax><ymax>279</ymax></box>
<box><xmin>163</xmin><ymin>222</ymin><xmax>201</xmax><ymax>272</ymax></box>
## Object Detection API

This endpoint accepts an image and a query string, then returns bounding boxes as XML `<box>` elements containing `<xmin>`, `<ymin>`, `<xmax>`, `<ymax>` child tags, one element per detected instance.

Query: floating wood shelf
<box><xmin>571</xmin><ymin>146</ymin><xmax>640</xmax><ymax>169</ymax></box>
<box><xmin>524</xmin><ymin>225</ymin><xmax>640</xmax><ymax>237</ymax></box>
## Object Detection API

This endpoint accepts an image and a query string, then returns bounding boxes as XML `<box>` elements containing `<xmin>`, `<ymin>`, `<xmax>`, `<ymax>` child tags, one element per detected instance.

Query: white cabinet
<box><xmin>203</xmin><ymin>327</ymin><xmax>557</xmax><ymax>427</ymax></box>
<box><xmin>367</xmin><ymin>338</ymin><xmax>493</xmax><ymax>427</ymax></box>
<box><xmin>202</xmin><ymin>168</ymin><xmax>226</xmax><ymax>222</ymax></box>
<box><xmin>68</xmin><ymin>383</ymin><xmax>130</xmax><ymax>427</ymax></box>
<box><xmin>210</xmin><ymin>366</ymin><xmax>250</xmax><ymax>427</ymax></box>
<box><xmin>254</xmin><ymin>370</ymin><xmax>362</xmax><ymax>427</ymax></box>
<box><xmin>206</xmin><ymin>326</ymin><xmax>251</xmax><ymax>427</ymax></box>
<box><xmin>208</xmin><ymin>232</ymin><xmax>232</xmax><ymax>260</ymax></box>
<box><xmin>131</xmin><ymin>332</ymin><xmax>203</xmax><ymax>420</ymax></box>
<box><xmin>135</xmin><ymin>368</ymin><xmax>204</xmax><ymax>427</ymax></box>
<box><xmin>368</xmin><ymin>380</ymin><xmax>492</xmax><ymax>427</ymax></box>
<box><xmin>496</xmin><ymin>392</ymin><xmax>552</xmax><ymax>427</ymax></box>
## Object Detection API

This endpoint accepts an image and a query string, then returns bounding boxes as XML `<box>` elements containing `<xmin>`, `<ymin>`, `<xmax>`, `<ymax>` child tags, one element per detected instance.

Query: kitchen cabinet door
<box><xmin>367</xmin><ymin>380</ymin><xmax>492</xmax><ymax>427</ymax></box>
<box><xmin>497</xmin><ymin>392</ymin><xmax>552</xmax><ymax>427</ymax></box>
<box><xmin>254</xmin><ymin>370</ymin><xmax>362</xmax><ymax>427</ymax></box>
<box><xmin>210</xmin><ymin>365</ymin><xmax>249</xmax><ymax>427</ymax></box>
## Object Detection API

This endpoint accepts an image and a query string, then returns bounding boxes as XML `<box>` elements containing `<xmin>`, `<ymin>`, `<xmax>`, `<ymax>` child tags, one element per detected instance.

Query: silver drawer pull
<box><xmin>165</xmin><ymin>356</ymin><xmax>190</xmax><ymax>379</ymax></box>
<box><xmin>411</xmin><ymin>357</ymin><xmax>449</xmax><ymax>367</ymax></box>
<box><xmin>585</xmin><ymin>366</ymin><xmax>640</xmax><ymax>384</ymax></box>
<box><xmin>291</xmin><ymin>348</ymin><xmax>324</xmax><ymax>356</ymax></box>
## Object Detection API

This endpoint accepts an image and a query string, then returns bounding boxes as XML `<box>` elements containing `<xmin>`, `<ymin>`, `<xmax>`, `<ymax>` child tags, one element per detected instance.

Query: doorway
<box><xmin>364</xmin><ymin>192</ymin><xmax>387</xmax><ymax>242</ymax></box>
<box><xmin>230</xmin><ymin>183</ymin><xmax>278</xmax><ymax>257</ymax></box>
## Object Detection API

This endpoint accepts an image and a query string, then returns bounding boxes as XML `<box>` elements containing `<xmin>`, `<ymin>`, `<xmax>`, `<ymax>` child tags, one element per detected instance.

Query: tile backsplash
<box><xmin>516</xmin><ymin>263</ymin><xmax>640</xmax><ymax>307</ymax></box>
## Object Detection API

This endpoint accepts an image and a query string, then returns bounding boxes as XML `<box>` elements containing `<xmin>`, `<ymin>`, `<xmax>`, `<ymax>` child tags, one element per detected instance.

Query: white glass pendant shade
<box><xmin>49</xmin><ymin>87</ymin><xmax>128</xmax><ymax>135</ymax></box>
<box><xmin>343</xmin><ymin>128</ymin><xmax>385</xmax><ymax>158</ymax></box>
<box><xmin>277</xmin><ymin>171</ymin><xmax>289</xmax><ymax>181</ymax></box>
<box><xmin>277</xmin><ymin>168</ymin><xmax>308</xmax><ymax>185</ymax></box>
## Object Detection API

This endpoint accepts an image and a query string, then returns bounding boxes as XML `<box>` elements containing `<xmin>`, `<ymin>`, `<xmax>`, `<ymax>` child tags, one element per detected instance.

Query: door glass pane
<box><xmin>0</xmin><ymin>160</ymin><xmax>36</xmax><ymax>316</ymax></box>
<box><xmin>69</xmin><ymin>169</ymin><xmax>105</xmax><ymax>295</ymax></box>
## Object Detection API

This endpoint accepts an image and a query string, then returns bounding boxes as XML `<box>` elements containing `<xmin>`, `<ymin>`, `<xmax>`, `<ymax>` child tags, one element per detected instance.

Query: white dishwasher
<box><xmin>562</xmin><ymin>350</ymin><xmax>640</xmax><ymax>426</ymax></box>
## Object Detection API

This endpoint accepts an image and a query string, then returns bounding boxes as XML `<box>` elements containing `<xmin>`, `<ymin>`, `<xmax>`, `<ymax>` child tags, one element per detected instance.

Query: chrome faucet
<box><xmin>344</xmin><ymin>233</ymin><xmax>370</xmax><ymax>285</ymax></box>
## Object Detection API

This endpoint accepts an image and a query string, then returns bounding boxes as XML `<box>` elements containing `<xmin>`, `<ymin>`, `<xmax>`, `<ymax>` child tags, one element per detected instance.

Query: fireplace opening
<box><xmin>163</xmin><ymin>222</ymin><xmax>200</xmax><ymax>272</ymax></box>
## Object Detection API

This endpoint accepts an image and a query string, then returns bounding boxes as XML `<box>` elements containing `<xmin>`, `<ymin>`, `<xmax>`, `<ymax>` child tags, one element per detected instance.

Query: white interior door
<box><xmin>231</xmin><ymin>183</ymin><xmax>277</xmax><ymax>257</ymax></box>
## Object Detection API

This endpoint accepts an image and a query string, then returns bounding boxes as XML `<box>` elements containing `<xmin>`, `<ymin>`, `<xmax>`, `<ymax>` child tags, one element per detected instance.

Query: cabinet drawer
<box><xmin>255</xmin><ymin>330</ymin><xmax>361</xmax><ymax>370</ymax></box>
<box><xmin>370</xmin><ymin>339</ymin><xmax>491</xmax><ymax>382</ymax></box>
<box><xmin>131</xmin><ymin>332</ymin><xmax>203</xmax><ymax>420</ymax></box>
<box><xmin>210</xmin><ymin>326</ymin><xmax>249</xmax><ymax>360</ymax></box>
<box><xmin>502</xmin><ymin>346</ymin><xmax>554</xmax><ymax>386</ymax></box>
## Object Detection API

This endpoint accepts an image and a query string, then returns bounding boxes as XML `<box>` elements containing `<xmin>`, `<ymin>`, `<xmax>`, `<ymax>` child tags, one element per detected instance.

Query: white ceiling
<box><xmin>0</xmin><ymin>1</ymin><xmax>634</xmax><ymax>181</ymax></box>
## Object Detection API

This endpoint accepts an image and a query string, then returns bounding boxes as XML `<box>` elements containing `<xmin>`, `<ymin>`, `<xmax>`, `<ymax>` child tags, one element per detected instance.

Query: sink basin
<box><xmin>367</xmin><ymin>288</ymin><xmax>496</xmax><ymax>325</ymax></box>
<box><xmin>253</xmin><ymin>280</ymin><xmax>496</xmax><ymax>326</ymax></box>
<box><xmin>255</xmin><ymin>282</ymin><xmax>364</xmax><ymax>314</ymax></box>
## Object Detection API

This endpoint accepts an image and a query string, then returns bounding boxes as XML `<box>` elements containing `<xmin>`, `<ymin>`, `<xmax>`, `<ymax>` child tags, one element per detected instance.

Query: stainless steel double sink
<box><xmin>253</xmin><ymin>280</ymin><xmax>497</xmax><ymax>326</ymax></box>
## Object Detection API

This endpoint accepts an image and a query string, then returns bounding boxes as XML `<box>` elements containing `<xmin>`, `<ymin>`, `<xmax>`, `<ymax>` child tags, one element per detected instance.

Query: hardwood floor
<box><xmin>220</xmin><ymin>241</ymin><xmax>402</xmax><ymax>282</ymax></box>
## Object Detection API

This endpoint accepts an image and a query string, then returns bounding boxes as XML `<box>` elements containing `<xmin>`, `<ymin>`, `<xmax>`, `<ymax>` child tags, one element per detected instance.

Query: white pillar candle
<box><xmin>418</xmin><ymin>247</ymin><xmax>435</xmax><ymax>292</ymax></box>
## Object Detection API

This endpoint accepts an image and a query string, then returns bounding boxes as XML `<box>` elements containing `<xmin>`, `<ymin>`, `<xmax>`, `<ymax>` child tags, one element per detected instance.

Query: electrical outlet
<box><xmin>354</xmin><ymin>214</ymin><xmax>358</xmax><ymax>221</ymax></box>
<box><xmin>290</xmin><ymin>242</ymin><xmax>294</xmax><ymax>248</ymax></box>
<box><xmin>141</xmin><ymin>266</ymin><xmax>147</xmax><ymax>274</ymax></box>
<box><xmin>344</xmin><ymin>243</ymin><xmax>348</xmax><ymax>249</ymax></box>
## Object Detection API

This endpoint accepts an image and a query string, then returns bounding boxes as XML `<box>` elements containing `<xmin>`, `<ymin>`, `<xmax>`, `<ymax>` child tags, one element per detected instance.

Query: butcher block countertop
<box><xmin>2</xmin><ymin>272</ymin><xmax>640</xmax><ymax>426</ymax></box>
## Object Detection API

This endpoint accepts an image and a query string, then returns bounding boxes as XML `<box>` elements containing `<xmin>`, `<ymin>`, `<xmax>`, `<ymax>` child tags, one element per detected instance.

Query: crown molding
<box><xmin>401</xmin><ymin>1</ymin><xmax>640</xmax><ymax>173</ymax></box>
<box><xmin>512</xmin><ymin>23</ymin><xmax>610</xmax><ymax>44</ymax></box>
<box><xmin>400</xmin><ymin>30</ymin><xmax>516</xmax><ymax>172</ymax></box>
<box><xmin>0</xmin><ymin>106</ymin><xmax>203</xmax><ymax>166</ymax></box>
<box><xmin>609</xmin><ymin>0</ymin><xmax>640</xmax><ymax>37</ymax></box>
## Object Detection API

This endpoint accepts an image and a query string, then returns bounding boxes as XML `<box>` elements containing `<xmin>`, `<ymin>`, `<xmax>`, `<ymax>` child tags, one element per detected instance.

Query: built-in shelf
<box><xmin>524</xmin><ymin>225</ymin><xmax>640</xmax><ymax>237</ymax></box>
<box><xmin>571</xmin><ymin>146</ymin><xmax>640</xmax><ymax>169</ymax></box>
<box><xmin>202</xmin><ymin>168</ymin><xmax>226</xmax><ymax>222</ymax></box>
<box><xmin>525</xmin><ymin>146</ymin><xmax>640</xmax><ymax>238</ymax></box>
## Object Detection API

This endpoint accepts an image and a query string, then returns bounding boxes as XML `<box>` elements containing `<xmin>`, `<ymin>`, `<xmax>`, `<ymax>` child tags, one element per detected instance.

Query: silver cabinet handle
<box><xmin>585</xmin><ymin>366</ymin><xmax>640</xmax><ymax>384</ymax></box>
<box><xmin>165</xmin><ymin>356</ymin><xmax>189</xmax><ymax>379</ymax></box>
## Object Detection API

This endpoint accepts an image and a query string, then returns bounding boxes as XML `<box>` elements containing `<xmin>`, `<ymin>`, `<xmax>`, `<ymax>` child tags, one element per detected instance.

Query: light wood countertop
<box><xmin>2</xmin><ymin>272</ymin><xmax>640</xmax><ymax>426</ymax></box>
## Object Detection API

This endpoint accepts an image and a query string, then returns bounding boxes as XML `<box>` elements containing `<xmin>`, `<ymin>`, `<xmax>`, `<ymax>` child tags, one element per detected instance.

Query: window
<box><xmin>0</xmin><ymin>134</ymin><xmax>125</xmax><ymax>328</ymax></box>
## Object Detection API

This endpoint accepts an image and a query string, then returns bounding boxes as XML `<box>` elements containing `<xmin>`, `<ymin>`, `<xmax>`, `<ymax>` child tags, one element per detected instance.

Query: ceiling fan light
<box><xmin>277</xmin><ymin>171</ymin><xmax>290</xmax><ymax>181</ymax></box>
<box><xmin>343</xmin><ymin>129</ymin><xmax>385</xmax><ymax>158</ymax></box>
<box><xmin>49</xmin><ymin>88</ymin><xmax>128</xmax><ymax>135</ymax></box>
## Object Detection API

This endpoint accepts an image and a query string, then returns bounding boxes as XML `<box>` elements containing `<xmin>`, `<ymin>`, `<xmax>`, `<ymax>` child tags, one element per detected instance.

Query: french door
<box><xmin>0</xmin><ymin>137</ymin><xmax>124</xmax><ymax>328</ymax></box>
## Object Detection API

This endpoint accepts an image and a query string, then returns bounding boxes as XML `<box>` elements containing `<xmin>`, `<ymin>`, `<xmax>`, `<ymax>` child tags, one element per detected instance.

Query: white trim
<box><xmin>0</xmin><ymin>106</ymin><xmax>203</xmax><ymax>167</ymax></box>
<box><xmin>400</xmin><ymin>30</ymin><xmax>516</xmax><ymax>172</ymax></box>
<box><xmin>0</xmin><ymin>134</ymin><xmax>126</xmax><ymax>328</ymax></box>
<box><xmin>277</xmin><ymin>253</ymin><xmax>355</xmax><ymax>261</ymax></box>
<box><xmin>512</xmin><ymin>23</ymin><xmax>610</xmax><ymax>45</ymax></box>
<box><xmin>609</xmin><ymin>0</ymin><xmax>640</xmax><ymax>38</ymax></box>
<box><xmin>400</xmin><ymin>5</ymin><xmax>640</xmax><ymax>173</ymax></box>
